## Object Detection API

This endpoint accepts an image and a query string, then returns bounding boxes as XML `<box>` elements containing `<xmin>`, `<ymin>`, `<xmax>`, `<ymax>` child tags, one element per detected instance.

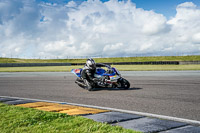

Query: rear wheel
<box><xmin>118</xmin><ymin>78</ymin><xmax>130</xmax><ymax>89</ymax></box>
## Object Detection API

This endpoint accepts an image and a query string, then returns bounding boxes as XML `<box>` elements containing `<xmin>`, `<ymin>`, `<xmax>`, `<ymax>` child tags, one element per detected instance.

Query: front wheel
<box><xmin>118</xmin><ymin>78</ymin><xmax>130</xmax><ymax>89</ymax></box>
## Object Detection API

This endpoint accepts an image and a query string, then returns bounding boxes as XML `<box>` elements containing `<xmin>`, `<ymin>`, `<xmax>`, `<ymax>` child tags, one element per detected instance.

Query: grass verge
<box><xmin>0</xmin><ymin>55</ymin><xmax>200</xmax><ymax>63</ymax></box>
<box><xmin>0</xmin><ymin>65</ymin><xmax>200</xmax><ymax>72</ymax></box>
<box><xmin>113</xmin><ymin>65</ymin><xmax>200</xmax><ymax>71</ymax></box>
<box><xmin>0</xmin><ymin>103</ymin><xmax>139</xmax><ymax>133</ymax></box>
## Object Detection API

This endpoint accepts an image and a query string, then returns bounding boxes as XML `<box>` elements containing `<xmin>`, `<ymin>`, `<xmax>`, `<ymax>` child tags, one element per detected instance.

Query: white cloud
<box><xmin>103</xmin><ymin>43</ymin><xmax>125</xmax><ymax>55</ymax></box>
<box><xmin>192</xmin><ymin>33</ymin><xmax>200</xmax><ymax>43</ymax></box>
<box><xmin>0</xmin><ymin>0</ymin><xmax>200</xmax><ymax>58</ymax></box>
<box><xmin>177</xmin><ymin>2</ymin><xmax>197</xmax><ymax>8</ymax></box>
<box><xmin>167</xmin><ymin>2</ymin><xmax>200</xmax><ymax>54</ymax></box>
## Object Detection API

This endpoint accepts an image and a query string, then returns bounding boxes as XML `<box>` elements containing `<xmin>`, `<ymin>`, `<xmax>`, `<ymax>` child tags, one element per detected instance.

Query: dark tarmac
<box><xmin>0</xmin><ymin>71</ymin><xmax>200</xmax><ymax>121</ymax></box>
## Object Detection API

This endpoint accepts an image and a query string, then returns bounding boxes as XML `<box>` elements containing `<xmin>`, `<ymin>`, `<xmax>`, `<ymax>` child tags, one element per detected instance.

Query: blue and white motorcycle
<box><xmin>71</xmin><ymin>67</ymin><xmax>130</xmax><ymax>90</ymax></box>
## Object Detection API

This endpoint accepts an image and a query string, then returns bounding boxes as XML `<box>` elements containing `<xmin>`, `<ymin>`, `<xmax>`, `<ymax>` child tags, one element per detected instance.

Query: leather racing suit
<box><xmin>81</xmin><ymin>63</ymin><xmax>110</xmax><ymax>91</ymax></box>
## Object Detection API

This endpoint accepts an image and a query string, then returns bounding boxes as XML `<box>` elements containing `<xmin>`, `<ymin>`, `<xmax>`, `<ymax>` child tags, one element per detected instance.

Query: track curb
<box><xmin>1</xmin><ymin>96</ymin><xmax>200</xmax><ymax>133</ymax></box>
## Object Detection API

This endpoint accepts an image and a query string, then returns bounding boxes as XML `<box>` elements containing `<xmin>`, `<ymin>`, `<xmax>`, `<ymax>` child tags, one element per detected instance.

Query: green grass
<box><xmin>112</xmin><ymin>65</ymin><xmax>200</xmax><ymax>71</ymax></box>
<box><xmin>0</xmin><ymin>66</ymin><xmax>82</xmax><ymax>72</ymax></box>
<box><xmin>0</xmin><ymin>55</ymin><xmax>199</xmax><ymax>72</ymax></box>
<box><xmin>0</xmin><ymin>65</ymin><xmax>200</xmax><ymax>72</ymax></box>
<box><xmin>0</xmin><ymin>103</ymin><xmax>139</xmax><ymax>133</ymax></box>
<box><xmin>0</xmin><ymin>55</ymin><xmax>200</xmax><ymax>63</ymax></box>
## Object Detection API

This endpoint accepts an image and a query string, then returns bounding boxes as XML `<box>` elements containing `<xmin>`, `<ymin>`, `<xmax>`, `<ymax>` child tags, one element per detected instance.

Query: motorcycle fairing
<box><xmin>71</xmin><ymin>67</ymin><xmax>116</xmax><ymax>78</ymax></box>
<box><xmin>109</xmin><ymin>75</ymin><xmax>120</xmax><ymax>80</ymax></box>
<box><xmin>96</xmin><ymin>68</ymin><xmax>116</xmax><ymax>76</ymax></box>
<box><xmin>71</xmin><ymin>69</ymin><xmax>82</xmax><ymax>77</ymax></box>
<box><xmin>95</xmin><ymin>68</ymin><xmax>106</xmax><ymax>75</ymax></box>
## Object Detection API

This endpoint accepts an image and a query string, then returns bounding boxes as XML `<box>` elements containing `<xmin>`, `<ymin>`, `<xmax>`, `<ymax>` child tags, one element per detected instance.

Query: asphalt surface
<box><xmin>0</xmin><ymin>71</ymin><xmax>200</xmax><ymax>121</ymax></box>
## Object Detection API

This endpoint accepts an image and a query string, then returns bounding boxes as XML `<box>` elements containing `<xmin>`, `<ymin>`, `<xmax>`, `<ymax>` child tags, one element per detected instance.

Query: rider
<box><xmin>80</xmin><ymin>58</ymin><xmax>111</xmax><ymax>91</ymax></box>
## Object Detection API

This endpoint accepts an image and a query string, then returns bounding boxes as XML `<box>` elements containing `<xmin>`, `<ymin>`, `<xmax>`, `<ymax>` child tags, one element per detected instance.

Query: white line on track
<box><xmin>1</xmin><ymin>95</ymin><xmax>200</xmax><ymax>126</ymax></box>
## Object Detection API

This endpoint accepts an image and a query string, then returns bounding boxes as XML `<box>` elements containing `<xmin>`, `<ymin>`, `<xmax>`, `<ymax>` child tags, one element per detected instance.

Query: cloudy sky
<box><xmin>0</xmin><ymin>0</ymin><xmax>200</xmax><ymax>58</ymax></box>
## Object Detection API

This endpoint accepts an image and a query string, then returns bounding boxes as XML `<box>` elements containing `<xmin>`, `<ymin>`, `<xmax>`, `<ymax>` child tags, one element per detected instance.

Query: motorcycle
<box><xmin>71</xmin><ymin>67</ymin><xmax>130</xmax><ymax>91</ymax></box>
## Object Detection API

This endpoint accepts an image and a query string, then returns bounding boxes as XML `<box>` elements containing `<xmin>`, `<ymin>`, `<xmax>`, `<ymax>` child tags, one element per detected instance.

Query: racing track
<box><xmin>0</xmin><ymin>71</ymin><xmax>200</xmax><ymax>121</ymax></box>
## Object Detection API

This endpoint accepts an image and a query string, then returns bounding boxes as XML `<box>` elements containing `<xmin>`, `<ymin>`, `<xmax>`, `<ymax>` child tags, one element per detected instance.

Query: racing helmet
<box><xmin>86</xmin><ymin>58</ymin><xmax>96</xmax><ymax>69</ymax></box>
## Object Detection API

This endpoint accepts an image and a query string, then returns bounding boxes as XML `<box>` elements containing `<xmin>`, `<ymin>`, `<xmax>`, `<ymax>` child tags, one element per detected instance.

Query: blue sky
<box><xmin>37</xmin><ymin>0</ymin><xmax>200</xmax><ymax>18</ymax></box>
<box><xmin>132</xmin><ymin>0</ymin><xmax>200</xmax><ymax>18</ymax></box>
<box><xmin>1</xmin><ymin>0</ymin><xmax>200</xmax><ymax>58</ymax></box>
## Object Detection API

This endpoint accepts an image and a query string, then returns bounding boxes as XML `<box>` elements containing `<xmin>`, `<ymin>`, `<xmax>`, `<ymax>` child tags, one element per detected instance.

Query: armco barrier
<box><xmin>107</xmin><ymin>61</ymin><xmax>180</xmax><ymax>65</ymax></box>
<box><xmin>179</xmin><ymin>61</ymin><xmax>200</xmax><ymax>65</ymax></box>
<box><xmin>0</xmin><ymin>61</ymin><xmax>200</xmax><ymax>67</ymax></box>
<box><xmin>71</xmin><ymin>61</ymin><xmax>180</xmax><ymax>66</ymax></box>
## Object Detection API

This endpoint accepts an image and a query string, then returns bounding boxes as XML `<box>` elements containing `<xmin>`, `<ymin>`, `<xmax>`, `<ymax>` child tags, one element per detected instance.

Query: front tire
<box><xmin>118</xmin><ymin>78</ymin><xmax>130</xmax><ymax>89</ymax></box>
